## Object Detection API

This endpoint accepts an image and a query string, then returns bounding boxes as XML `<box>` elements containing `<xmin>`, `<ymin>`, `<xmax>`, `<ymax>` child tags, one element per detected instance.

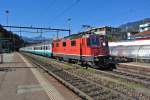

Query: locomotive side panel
<box><xmin>53</xmin><ymin>38</ymin><xmax>82</xmax><ymax>61</ymax></box>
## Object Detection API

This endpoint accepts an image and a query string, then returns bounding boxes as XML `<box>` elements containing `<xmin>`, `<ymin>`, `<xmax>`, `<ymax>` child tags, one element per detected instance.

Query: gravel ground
<box><xmin>24</xmin><ymin>53</ymin><xmax>150</xmax><ymax>100</ymax></box>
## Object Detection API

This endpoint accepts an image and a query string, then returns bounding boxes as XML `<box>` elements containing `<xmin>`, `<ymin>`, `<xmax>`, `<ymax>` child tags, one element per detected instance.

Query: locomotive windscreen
<box><xmin>87</xmin><ymin>36</ymin><xmax>100</xmax><ymax>46</ymax></box>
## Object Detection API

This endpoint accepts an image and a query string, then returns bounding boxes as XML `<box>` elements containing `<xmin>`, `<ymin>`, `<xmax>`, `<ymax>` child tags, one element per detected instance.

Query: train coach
<box><xmin>20</xmin><ymin>41</ymin><xmax>52</xmax><ymax>57</ymax></box>
<box><xmin>109</xmin><ymin>45</ymin><xmax>150</xmax><ymax>63</ymax></box>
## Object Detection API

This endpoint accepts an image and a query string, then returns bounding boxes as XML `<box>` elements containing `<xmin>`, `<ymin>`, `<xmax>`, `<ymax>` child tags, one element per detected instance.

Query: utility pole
<box><xmin>0</xmin><ymin>10</ymin><xmax>10</xmax><ymax>63</ymax></box>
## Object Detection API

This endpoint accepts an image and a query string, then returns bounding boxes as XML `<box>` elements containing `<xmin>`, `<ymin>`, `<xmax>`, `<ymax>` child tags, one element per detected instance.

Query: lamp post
<box><xmin>5</xmin><ymin>10</ymin><xmax>9</xmax><ymax>26</ymax></box>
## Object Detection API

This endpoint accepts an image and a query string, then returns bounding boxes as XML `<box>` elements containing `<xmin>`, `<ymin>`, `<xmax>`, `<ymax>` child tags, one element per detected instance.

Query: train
<box><xmin>109</xmin><ymin>39</ymin><xmax>150</xmax><ymax>63</ymax></box>
<box><xmin>109</xmin><ymin>39</ymin><xmax>150</xmax><ymax>47</ymax></box>
<box><xmin>20</xmin><ymin>32</ymin><xmax>111</xmax><ymax>68</ymax></box>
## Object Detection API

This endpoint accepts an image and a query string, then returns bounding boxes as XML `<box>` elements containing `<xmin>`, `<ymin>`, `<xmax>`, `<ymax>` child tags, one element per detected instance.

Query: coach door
<box><xmin>80</xmin><ymin>38</ymin><xmax>86</xmax><ymax>61</ymax></box>
<box><xmin>80</xmin><ymin>38</ymin><xmax>82</xmax><ymax>61</ymax></box>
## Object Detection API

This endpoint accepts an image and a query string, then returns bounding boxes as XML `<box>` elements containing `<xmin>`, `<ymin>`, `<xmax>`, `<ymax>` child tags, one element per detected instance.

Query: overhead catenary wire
<box><xmin>49</xmin><ymin>0</ymin><xmax>80</xmax><ymax>24</ymax></box>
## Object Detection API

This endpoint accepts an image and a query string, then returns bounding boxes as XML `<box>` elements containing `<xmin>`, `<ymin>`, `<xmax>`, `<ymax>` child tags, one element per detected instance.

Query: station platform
<box><xmin>0</xmin><ymin>52</ymin><xmax>79</xmax><ymax>100</ymax></box>
<box><xmin>117</xmin><ymin>62</ymin><xmax>150</xmax><ymax>72</ymax></box>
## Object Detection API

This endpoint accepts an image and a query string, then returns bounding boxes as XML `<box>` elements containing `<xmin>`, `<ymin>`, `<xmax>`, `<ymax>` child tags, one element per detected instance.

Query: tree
<box><xmin>107</xmin><ymin>34</ymin><xmax>113</xmax><ymax>42</ymax></box>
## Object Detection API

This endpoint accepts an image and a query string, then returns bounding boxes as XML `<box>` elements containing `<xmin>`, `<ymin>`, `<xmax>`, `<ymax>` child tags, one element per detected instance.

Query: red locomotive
<box><xmin>52</xmin><ymin>32</ymin><xmax>110</xmax><ymax>68</ymax></box>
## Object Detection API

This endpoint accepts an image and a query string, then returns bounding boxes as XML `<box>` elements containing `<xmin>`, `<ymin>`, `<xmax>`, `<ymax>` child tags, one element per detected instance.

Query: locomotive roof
<box><xmin>64</xmin><ymin>32</ymin><xmax>86</xmax><ymax>39</ymax></box>
<box><xmin>53</xmin><ymin>32</ymin><xmax>91</xmax><ymax>42</ymax></box>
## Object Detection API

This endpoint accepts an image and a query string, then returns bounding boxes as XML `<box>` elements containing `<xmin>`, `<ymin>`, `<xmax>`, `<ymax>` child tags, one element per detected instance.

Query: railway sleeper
<box><xmin>80</xmin><ymin>87</ymin><xmax>100</xmax><ymax>93</ymax></box>
<box><xmin>52</xmin><ymin>69</ymin><xmax>63</xmax><ymax>73</ymax></box>
<box><xmin>99</xmin><ymin>94</ymin><xmax>119</xmax><ymax>100</ymax></box>
<box><xmin>87</xmin><ymin>90</ymin><xmax>105</xmax><ymax>97</ymax></box>
<box><xmin>66</xmin><ymin>77</ymin><xmax>83</xmax><ymax>81</ymax></box>
<box><xmin>55</xmin><ymin>72</ymin><xmax>69</xmax><ymax>77</ymax></box>
<box><xmin>73</xmin><ymin>80</ymin><xmax>87</xmax><ymax>83</ymax></box>
<box><xmin>70</xmin><ymin>82</ymin><xmax>81</xmax><ymax>87</ymax></box>
<box><xmin>75</xmin><ymin>84</ymin><xmax>92</xmax><ymax>89</ymax></box>
<box><xmin>81</xmin><ymin>82</ymin><xmax>93</xmax><ymax>86</ymax></box>
<box><xmin>86</xmin><ymin>87</ymin><xmax>100</xmax><ymax>92</ymax></box>
<box><xmin>144</xmin><ymin>79</ymin><xmax>150</xmax><ymax>81</ymax></box>
<box><xmin>70</xmin><ymin>82</ymin><xmax>91</xmax><ymax>87</ymax></box>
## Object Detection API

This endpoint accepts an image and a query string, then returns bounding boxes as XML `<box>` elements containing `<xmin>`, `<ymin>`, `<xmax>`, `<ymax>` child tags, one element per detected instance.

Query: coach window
<box><xmin>56</xmin><ymin>43</ymin><xmax>59</xmax><ymax>47</ymax></box>
<box><xmin>71</xmin><ymin>40</ymin><xmax>76</xmax><ymax>46</ymax></box>
<box><xmin>63</xmin><ymin>42</ymin><xmax>66</xmax><ymax>47</ymax></box>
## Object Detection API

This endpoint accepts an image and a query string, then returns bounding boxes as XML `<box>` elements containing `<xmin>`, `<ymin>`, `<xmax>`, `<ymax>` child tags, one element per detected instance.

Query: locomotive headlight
<box><xmin>103</xmin><ymin>42</ymin><xmax>106</xmax><ymax>46</ymax></box>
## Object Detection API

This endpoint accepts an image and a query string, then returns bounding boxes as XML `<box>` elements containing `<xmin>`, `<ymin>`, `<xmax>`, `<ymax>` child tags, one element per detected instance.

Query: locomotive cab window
<box><xmin>71</xmin><ymin>40</ymin><xmax>76</xmax><ymax>46</ymax></box>
<box><xmin>87</xmin><ymin>37</ymin><xmax>100</xmax><ymax>46</ymax></box>
<box><xmin>63</xmin><ymin>42</ymin><xmax>66</xmax><ymax>47</ymax></box>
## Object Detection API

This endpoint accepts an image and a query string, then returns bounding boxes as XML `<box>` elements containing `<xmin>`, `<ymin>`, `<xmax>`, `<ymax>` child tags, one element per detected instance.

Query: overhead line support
<box><xmin>1</xmin><ymin>25</ymin><xmax>71</xmax><ymax>33</ymax></box>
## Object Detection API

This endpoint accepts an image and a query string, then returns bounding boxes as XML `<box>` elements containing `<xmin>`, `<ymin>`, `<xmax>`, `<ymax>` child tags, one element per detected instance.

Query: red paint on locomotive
<box><xmin>52</xmin><ymin>33</ymin><xmax>109</xmax><ymax>65</ymax></box>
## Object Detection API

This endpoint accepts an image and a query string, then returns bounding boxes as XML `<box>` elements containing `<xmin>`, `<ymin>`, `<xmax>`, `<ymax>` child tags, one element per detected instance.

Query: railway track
<box><xmin>93</xmin><ymin>69</ymin><xmax>150</xmax><ymax>87</ymax></box>
<box><xmin>22</xmin><ymin>53</ymin><xmax>133</xmax><ymax>100</ymax></box>
<box><xmin>56</xmin><ymin>60</ymin><xmax>150</xmax><ymax>87</ymax></box>
<box><xmin>48</xmin><ymin>58</ymin><xmax>150</xmax><ymax>99</ymax></box>
<box><xmin>113</xmin><ymin>69</ymin><xmax>150</xmax><ymax>86</ymax></box>
<box><xmin>115</xmin><ymin>66</ymin><xmax>150</xmax><ymax>76</ymax></box>
<box><xmin>46</xmin><ymin>58</ymin><xmax>150</xmax><ymax>86</ymax></box>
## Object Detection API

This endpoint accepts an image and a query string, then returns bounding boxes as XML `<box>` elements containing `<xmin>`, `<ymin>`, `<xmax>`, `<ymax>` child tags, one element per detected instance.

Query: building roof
<box><xmin>134</xmin><ymin>30</ymin><xmax>150</xmax><ymax>36</ymax></box>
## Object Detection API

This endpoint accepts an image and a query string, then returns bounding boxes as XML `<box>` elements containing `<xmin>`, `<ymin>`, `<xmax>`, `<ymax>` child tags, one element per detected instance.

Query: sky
<box><xmin>0</xmin><ymin>0</ymin><xmax>150</xmax><ymax>38</ymax></box>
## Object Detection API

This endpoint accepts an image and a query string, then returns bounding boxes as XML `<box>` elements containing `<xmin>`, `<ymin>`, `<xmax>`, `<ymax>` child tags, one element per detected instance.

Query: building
<box><xmin>127</xmin><ymin>32</ymin><xmax>138</xmax><ymax>40</ymax></box>
<box><xmin>85</xmin><ymin>26</ymin><xmax>127</xmax><ymax>41</ymax></box>
<box><xmin>0</xmin><ymin>25</ymin><xmax>24</xmax><ymax>51</ymax></box>
<box><xmin>0</xmin><ymin>39</ymin><xmax>12</xmax><ymax>53</ymax></box>
<box><xmin>139</xmin><ymin>23</ymin><xmax>150</xmax><ymax>32</ymax></box>
<box><xmin>134</xmin><ymin>30</ymin><xmax>150</xmax><ymax>40</ymax></box>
